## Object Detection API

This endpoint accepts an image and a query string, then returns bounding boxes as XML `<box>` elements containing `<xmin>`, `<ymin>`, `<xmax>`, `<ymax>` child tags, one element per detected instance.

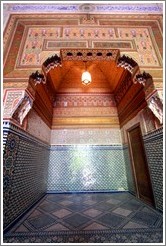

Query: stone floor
<box><xmin>6</xmin><ymin>192</ymin><xmax>163</xmax><ymax>233</ymax></box>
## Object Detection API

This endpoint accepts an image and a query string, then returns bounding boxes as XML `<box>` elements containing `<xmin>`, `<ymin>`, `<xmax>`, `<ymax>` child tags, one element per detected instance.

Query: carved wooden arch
<box><xmin>116</xmin><ymin>54</ymin><xmax>163</xmax><ymax>125</ymax></box>
<box><xmin>12</xmin><ymin>50</ymin><xmax>162</xmax><ymax>127</ymax></box>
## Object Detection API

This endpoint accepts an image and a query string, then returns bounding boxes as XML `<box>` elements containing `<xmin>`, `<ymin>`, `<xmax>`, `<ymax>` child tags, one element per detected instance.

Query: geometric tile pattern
<box><xmin>47</xmin><ymin>145</ymin><xmax>128</xmax><ymax>192</ymax></box>
<box><xmin>131</xmin><ymin>211</ymin><xmax>159</xmax><ymax>226</ymax></box>
<box><xmin>97</xmin><ymin>213</ymin><xmax>125</xmax><ymax>228</ymax></box>
<box><xmin>3</xmin><ymin>229</ymin><xmax>163</xmax><ymax>244</ymax></box>
<box><xmin>3</xmin><ymin>122</ymin><xmax>163</xmax><ymax>240</ymax></box>
<box><xmin>27</xmin><ymin>214</ymin><xmax>56</xmax><ymax>230</ymax></box>
<box><xmin>3</xmin><ymin>131</ymin><xmax>20</xmax><ymax>229</ymax></box>
<box><xmin>123</xmin><ymin>144</ymin><xmax>136</xmax><ymax>195</ymax></box>
<box><xmin>143</xmin><ymin>128</ymin><xmax>163</xmax><ymax>211</ymax></box>
<box><xmin>4</xmin><ymin>192</ymin><xmax>163</xmax><ymax>243</ymax></box>
<box><xmin>3</xmin><ymin>125</ymin><xmax>50</xmax><ymax>230</ymax></box>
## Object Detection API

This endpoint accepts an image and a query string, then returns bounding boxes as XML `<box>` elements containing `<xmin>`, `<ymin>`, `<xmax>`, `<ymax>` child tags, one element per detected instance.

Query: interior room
<box><xmin>2</xmin><ymin>2</ymin><xmax>164</xmax><ymax>244</ymax></box>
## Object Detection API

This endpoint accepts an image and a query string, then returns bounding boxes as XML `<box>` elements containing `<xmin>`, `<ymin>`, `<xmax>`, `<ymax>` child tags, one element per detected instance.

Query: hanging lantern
<box><xmin>81</xmin><ymin>71</ymin><xmax>92</xmax><ymax>85</ymax></box>
<box><xmin>81</xmin><ymin>61</ymin><xmax>92</xmax><ymax>85</ymax></box>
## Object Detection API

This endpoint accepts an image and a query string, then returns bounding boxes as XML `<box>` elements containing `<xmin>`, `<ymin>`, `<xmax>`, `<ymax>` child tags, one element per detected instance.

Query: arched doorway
<box><xmin>26</xmin><ymin>49</ymin><xmax>162</xmax><ymax>205</ymax></box>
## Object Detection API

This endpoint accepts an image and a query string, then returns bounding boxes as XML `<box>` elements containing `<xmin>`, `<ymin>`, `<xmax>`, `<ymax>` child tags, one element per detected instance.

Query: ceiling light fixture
<box><xmin>81</xmin><ymin>61</ymin><xmax>92</xmax><ymax>85</ymax></box>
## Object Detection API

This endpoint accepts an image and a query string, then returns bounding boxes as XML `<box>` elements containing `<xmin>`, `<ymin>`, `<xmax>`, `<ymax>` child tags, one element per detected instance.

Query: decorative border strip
<box><xmin>92</xmin><ymin>40</ymin><xmax>135</xmax><ymax>50</ymax></box>
<box><xmin>96</xmin><ymin>4</ymin><xmax>163</xmax><ymax>13</ymax></box>
<box><xmin>60</xmin><ymin>48</ymin><xmax>119</xmax><ymax>61</ymax></box>
<box><xmin>47</xmin><ymin>190</ymin><xmax>128</xmax><ymax>194</ymax></box>
<box><xmin>4</xmin><ymin>227</ymin><xmax>163</xmax><ymax>238</ymax></box>
<box><xmin>4</xmin><ymin>3</ymin><xmax>163</xmax><ymax>14</ymax></box>
<box><xmin>44</xmin><ymin>40</ymin><xmax>88</xmax><ymax>50</ymax></box>
<box><xmin>50</xmin><ymin>144</ymin><xmax>123</xmax><ymax>151</ymax></box>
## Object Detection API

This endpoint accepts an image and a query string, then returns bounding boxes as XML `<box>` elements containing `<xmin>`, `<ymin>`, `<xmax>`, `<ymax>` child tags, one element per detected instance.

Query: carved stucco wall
<box><xmin>3</xmin><ymin>2</ymin><xmax>163</xmax><ymax>86</ymax></box>
<box><xmin>26</xmin><ymin>109</ymin><xmax>51</xmax><ymax>144</ymax></box>
<box><xmin>50</xmin><ymin>128</ymin><xmax>122</xmax><ymax>145</ymax></box>
<box><xmin>51</xmin><ymin>92</ymin><xmax>121</xmax><ymax>145</ymax></box>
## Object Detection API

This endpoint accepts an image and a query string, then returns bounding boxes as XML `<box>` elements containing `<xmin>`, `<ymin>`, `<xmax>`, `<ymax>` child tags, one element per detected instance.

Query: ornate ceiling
<box><xmin>3</xmin><ymin>11</ymin><xmax>163</xmax><ymax>86</ymax></box>
<box><xmin>50</xmin><ymin>60</ymin><xmax>124</xmax><ymax>93</ymax></box>
<box><xmin>44</xmin><ymin>49</ymin><xmax>126</xmax><ymax>93</ymax></box>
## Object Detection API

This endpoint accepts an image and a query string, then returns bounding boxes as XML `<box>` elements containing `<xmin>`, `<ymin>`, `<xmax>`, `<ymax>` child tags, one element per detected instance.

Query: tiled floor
<box><xmin>7</xmin><ymin>192</ymin><xmax>162</xmax><ymax>233</ymax></box>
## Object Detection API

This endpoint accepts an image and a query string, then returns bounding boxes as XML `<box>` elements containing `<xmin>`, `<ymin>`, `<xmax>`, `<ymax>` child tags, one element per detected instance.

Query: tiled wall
<box><xmin>123</xmin><ymin>144</ymin><xmax>136</xmax><ymax>195</ymax></box>
<box><xmin>143</xmin><ymin>127</ymin><xmax>163</xmax><ymax>211</ymax></box>
<box><xmin>3</xmin><ymin>121</ymin><xmax>49</xmax><ymax>230</ymax></box>
<box><xmin>47</xmin><ymin>145</ymin><xmax>128</xmax><ymax>192</ymax></box>
<box><xmin>3</xmin><ymin>120</ymin><xmax>163</xmax><ymax>231</ymax></box>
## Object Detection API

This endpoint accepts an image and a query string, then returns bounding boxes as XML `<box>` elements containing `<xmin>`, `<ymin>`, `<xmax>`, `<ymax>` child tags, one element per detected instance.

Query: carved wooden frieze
<box><xmin>114</xmin><ymin>77</ymin><xmax>133</xmax><ymax>105</ymax></box>
<box><xmin>60</xmin><ymin>49</ymin><xmax>120</xmax><ymax>61</ymax></box>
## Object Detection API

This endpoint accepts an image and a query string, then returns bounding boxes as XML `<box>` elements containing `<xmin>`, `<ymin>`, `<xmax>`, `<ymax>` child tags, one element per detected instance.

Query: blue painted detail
<box><xmin>96</xmin><ymin>4</ymin><xmax>161</xmax><ymax>12</ymax></box>
<box><xmin>11</xmin><ymin>4</ymin><xmax>79</xmax><ymax>12</ymax></box>
<box><xmin>7</xmin><ymin>4</ymin><xmax>162</xmax><ymax>14</ymax></box>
